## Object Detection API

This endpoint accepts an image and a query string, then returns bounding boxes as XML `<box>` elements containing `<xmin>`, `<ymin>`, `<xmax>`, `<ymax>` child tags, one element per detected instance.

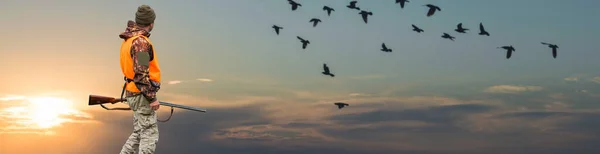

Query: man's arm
<box><xmin>130</xmin><ymin>37</ymin><xmax>159</xmax><ymax>102</ymax></box>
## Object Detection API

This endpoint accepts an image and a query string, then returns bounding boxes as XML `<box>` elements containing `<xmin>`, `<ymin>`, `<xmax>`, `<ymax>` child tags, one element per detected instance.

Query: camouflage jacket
<box><xmin>119</xmin><ymin>20</ymin><xmax>160</xmax><ymax>102</ymax></box>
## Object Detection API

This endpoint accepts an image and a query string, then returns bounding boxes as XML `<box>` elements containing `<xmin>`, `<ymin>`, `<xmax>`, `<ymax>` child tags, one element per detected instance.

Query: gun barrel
<box><xmin>160</xmin><ymin>101</ymin><xmax>207</xmax><ymax>112</ymax></box>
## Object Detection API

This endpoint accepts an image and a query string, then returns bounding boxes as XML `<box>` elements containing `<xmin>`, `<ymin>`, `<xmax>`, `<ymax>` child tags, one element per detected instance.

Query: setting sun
<box><xmin>28</xmin><ymin>97</ymin><xmax>83</xmax><ymax>128</ymax></box>
<box><xmin>1</xmin><ymin>96</ymin><xmax>93</xmax><ymax>134</ymax></box>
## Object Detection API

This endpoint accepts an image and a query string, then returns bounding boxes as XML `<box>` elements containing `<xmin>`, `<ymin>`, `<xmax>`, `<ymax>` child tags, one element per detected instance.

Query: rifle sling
<box><xmin>97</xmin><ymin>78</ymin><xmax>135</xmax><ymax>111</ymax></box>
<box><xmin>157</xmin><ymin>107</ymin><xmax>174</xmax><ymax>122</ymax></box>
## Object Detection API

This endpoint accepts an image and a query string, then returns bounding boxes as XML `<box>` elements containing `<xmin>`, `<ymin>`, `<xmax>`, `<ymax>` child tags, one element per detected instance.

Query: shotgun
<box><xmin>88</xmin><ymin>95</ymin><xmax>207</xmax><ymax>113</ymax></box>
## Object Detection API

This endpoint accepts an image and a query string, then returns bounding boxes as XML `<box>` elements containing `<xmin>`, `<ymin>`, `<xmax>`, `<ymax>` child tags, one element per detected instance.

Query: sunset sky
<box><xmin>1</xmin><ymin>0</ymin><xmax>600</xmax><ymax>154</ymax></box>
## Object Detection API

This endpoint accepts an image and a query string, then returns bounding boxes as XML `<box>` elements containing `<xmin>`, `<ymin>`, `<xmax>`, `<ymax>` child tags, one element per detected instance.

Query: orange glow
<box><xmin>1</xmin><ymin>96</ymin><xmax>93</xmax><ymax>135</ymax></box>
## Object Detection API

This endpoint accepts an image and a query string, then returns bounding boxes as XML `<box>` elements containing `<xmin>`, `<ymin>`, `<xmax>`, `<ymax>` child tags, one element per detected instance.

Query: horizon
<box><xmin>1</xmin><ymin>0</ymin><xmax>600</xmax><ymax>154</ymax></box>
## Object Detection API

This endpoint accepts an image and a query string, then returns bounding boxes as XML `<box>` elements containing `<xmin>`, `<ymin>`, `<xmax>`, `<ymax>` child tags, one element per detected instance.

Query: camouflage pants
<box><xmin>120</xmin><ymin>94</ymin><xmax>159</xmax><ymax>154</ymax></box>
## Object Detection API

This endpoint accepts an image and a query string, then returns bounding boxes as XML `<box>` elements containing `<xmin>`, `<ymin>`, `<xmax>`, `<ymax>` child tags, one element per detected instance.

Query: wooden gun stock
<box><xmin>88</xmin><ymin>95</ymin><xmax>126</xmax><ymax>105</ymax></box>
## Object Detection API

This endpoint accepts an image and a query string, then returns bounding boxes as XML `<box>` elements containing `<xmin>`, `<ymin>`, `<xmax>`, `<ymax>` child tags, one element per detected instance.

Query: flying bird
<box><xmin>347</xmin><ymin>1</ymin><xmax>361</xmax><ymax>10</ymax></box>
<box><xmin>381</xmin><ymin>43</ymin><xmax>392</xmax><ymax>52</ymax></box>
<box><xmin>455</xmin><ymin>23</ymin><xmax>469</xmax><ymax>33</ymax></box>
<box><xmin>412</xmin><ymin>24</ymin><xmax>424</xmax><ymax>33</ymax></box>
<box><xmin>359</xmin><ymin>10</ymin><xmax>373</xmax><ymax>24</ymax></box>
<box><xmin>272</xmin><ymin>25</ymin><xmax>282</xmax><ymax>35</ymax></box>
<box><xmin>334</xmin><ymin>102</ymin><xmax>349</xmax><ymax>109</ymax></box>
<box><xmin>497</xmin><ymin>45</ymin><xmax>516</xmax><ymax>59</ymax></box>
<box><xmin>297</xmin><ymin>36</ymin><xmax>310</xmax><ymax>49</ymax></box>
<box><xmin>323</xmin><ymin>6</ymin><xmax>335</xmax><ymax>16</ymax></box>
<box><xmin>478</xmin><ymin>22</ymin><xmax>490</xmax><ymax>36</ymax></box>
<box><xmin>541</xmin><ymin>42</ymin><xmax>559</xmax><ymax>58</ymax></box>
<box><xmin>396</xmin><ymin>0</ymin><xmax>409</xmax><ymax>9</ymax></box>
<box><xmin>441</xmin><ymin>33</ymin><xmax>455</xmax><ymax>41</ymax></box>
<box><xmin>288</xmin><ymin>0</ymin><xmax>301</xmax><ymax>11</ymax></box>
<box><xmin>309</xmin><ymin>18</ymin><xmax>322</xmax><ymax>27</ymax></box>
<box><xmin>322</xmin><ymin>63</ymin><xmax>335</xmax><ymax>77</ymax></box>
<box><xmin>423</xmin><ymin>4</ymin><xmax>441</xmax><ymax>17</ymax></box>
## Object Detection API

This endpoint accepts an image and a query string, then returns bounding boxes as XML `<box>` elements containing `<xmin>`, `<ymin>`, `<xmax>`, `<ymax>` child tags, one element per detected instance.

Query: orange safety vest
<box><xmin>120</xmin><ymin>35</ymin><xmax>161</xmax><ymax>92</ymax></box>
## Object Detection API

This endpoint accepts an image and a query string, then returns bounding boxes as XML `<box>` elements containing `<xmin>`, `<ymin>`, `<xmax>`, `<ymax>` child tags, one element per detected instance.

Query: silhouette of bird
<box><xmin>272</xmin><ymin>25</ymin><xmax>282</xmax><ymax>35</ymax></box>
<box><xmin>297</xmin><ymin>36</ymin><xmax>310</xmax><ymax>49</ymax></box>
<box><xmin>334</xmin><ymin>102</ymin><xmax>349</xmax><ymax>109</ymax></box>
<box><xmin>322</xmin><ymin>63</ymin><xmax>335</xmax><ymax>77</ymax></box>
<box><xmin>478</xmin><ymin>22</ymin><xmax>490</xmax><ymax>36</ymax></box>
<box><xmin>541</xmin><ymin>42</ymin><xmax>559</xmax><ymax>58</ymax></box>
<box><xmin>423</xmin><ymin>4</ymin><xmax>441</xmax><ymax>17</ymax></box>
<box><xmin>288</xmin><ymin>0</ymin><xmax>301</xmax><ymax>11</ymax></box>
<box><xmin>412</xmin><ymin>24</ymin><xmax>424</xmax><ymax>33</ymax></box>
<box><xmin>441</xmin><ymin>33</ymin><xmax>455</xmax><ymax>41</ymax></box>
<box><xmin>323</xmin><ymin>6</ymin><xmax>335</xmax><ymax>16</ymax></box>
<box><xmin>497</xmin><ymin>46</ymin><xmax>516</xmax><ymax>59</ymax></box>
<box><xmin>455</xmin><ymin>23</ymin><xmax>469</xmax><ymax>33</ymax></box>
<box><xmin>309</xmin><ymin>18</ymin><xmax>322</xmax><ymax>27</ymax></box>
<box><xmin>347</xmin><ymin>1</ymin><xmax>361</xmax><ymax>10</ymax></box>
<box><xmin>396</xmin><ymin>0</ymin><xmax>409</xmax><ymax>9</ymax></box>
<box><xmin>381</xmin><ymin>43</ymin><xmax>392</xmax><ymax>52</ymax></box>
<box><xmin>359</xmin><ymin>10</ymin><xmax>373</xmax><ymax>24</ymax></box>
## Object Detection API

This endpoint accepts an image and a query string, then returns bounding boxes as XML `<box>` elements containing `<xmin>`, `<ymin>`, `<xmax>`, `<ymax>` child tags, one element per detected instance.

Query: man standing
<box><xmin>118</xmin><ymin>4</ymin><xmax>162</xmax><ymax>154</ymax></box>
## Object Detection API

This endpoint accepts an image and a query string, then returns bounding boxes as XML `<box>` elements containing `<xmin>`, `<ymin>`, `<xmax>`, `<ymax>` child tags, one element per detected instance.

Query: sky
<box><xmin>1</xmin><ymin>0</ymin><xmax>600</xmax><ymax>153</ymax></box>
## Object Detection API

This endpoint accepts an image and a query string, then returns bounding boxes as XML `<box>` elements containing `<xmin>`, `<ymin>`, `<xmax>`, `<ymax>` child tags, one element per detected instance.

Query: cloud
<box><xmin>4</xmin><ymin>79</ymin><xmax>600</xmax><ymax>154</ymax></box>
<box><xmin>167</xmin><ymin>80</ymin><xmax>183</xmax><ymax>85</ymax></box>
<box><xmin>0</xmin><ymin>94</ymin><xmax>26</xmax><ymax>101</ymax></box>
<box><xmin>591</xmin><ymin>77</ymin><xmax>600</xmax><ymax>84</ymax></box>
<box><xmin>212</xmin><ymin>124</ymin><xmax>331</xmax><ymax>143</ymax></box>
<box><xmin>544</xmin><ymin>102</ymin><xmax>570</xmax><ymax>111</ymax></box>
<box><xmin>471</xmin><ymin>110</ymin><xmax>600</xmax><ymax>136</ymax></box>
<box><xmin>564</xmin><ymin>77</ymin><xmax>579</xmax><ymax>82</ymax></box>
<box><xmin>484</xmin><ymin>85</ymin><xmax>543</xmax><ymax>94</ymax></box>
<box><xmin>323</xmin><ymin>100</ymin><xmax>600</xmax><ymax>153</ymax></box>
<box><xmin>197</xmin><ymin>78</ymin><xmax>213</xmax><ymax>82</ymax></box>
<box><xmin>329</xmin><ymin>104</ymin><xmax>497</xmax><ymax>125</ymax></box>
<box><xmin>165</xmin><ymin>78</ymin><xmax>213</xmax><ymax>85</ymax></box>
<box><xmin>349</xmin><ymin>93</ymin><xmax>370</xmax><ymax>97</ymax></box>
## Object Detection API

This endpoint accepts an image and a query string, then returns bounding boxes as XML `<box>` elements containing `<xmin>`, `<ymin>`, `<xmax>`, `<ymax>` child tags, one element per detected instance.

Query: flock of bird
<box><xmin>271</xmin><ymin>0</ymin><xmax>561</xmax><ymax>109</ymax></box>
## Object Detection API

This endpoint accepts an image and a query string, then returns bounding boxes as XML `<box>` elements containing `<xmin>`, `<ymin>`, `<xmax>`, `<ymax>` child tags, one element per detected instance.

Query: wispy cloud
<box><xmin>548</xmin><ymin>93</ymin><xmax>567</xmax><ymax>100</ymax></box>
<box><xmin>484</xmin><ymin>85</ymin><xmax>543</xmax><ymax>94</ymax></box>
<box><xmin>591</xmin><ymin>77</ymin><xmax>600</xmax><ymax>84</ymax></box>
<box><xmin>544</xmin><ymin>102</ymin><xmax>570</xmax><ymax>111</ymax></box>
<box><xmin>349</xmin><ymin>93</ymin><xmax>371</xmax><ymax>97</ymax></box>
<box><xmin>564</xmin><ymin>77</ymin><xmax>579</xmax><ymax>82</ymax></box>
<box><xmin>0</xmin><ymin>94</ymin><xmax>26</xmax><ymax>101</ymax></box>
<box><xmin>168</xmin><ymin>80</ymin><xmax>183</xmax><ymax>85</ymax></box>
<box><xmin>197</xmin><ymin>78</ymin><xmax>213</xmax><ymax>82</ymax></box>
<box><xmin>212</xmin><ymin>124</ymin><xmax>334</xmax><ymax>143</ymax></box>
<box><xmin>165</xmin><ymin>78</ymin><xmax>213</xmax><ymax>85</ymax></box>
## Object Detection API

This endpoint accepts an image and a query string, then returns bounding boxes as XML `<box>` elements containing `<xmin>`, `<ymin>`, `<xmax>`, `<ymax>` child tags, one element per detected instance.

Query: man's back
<box><xmin>118</xmin><ymin>4</ymin><xmax>162</xmax><ymax>154</ymax></box>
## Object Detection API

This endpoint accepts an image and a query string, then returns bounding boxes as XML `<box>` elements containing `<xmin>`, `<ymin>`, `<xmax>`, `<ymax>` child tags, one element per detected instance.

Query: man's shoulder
<box><xmin>132</xmin><ymin>36</ymin><xmax>151</xmax><ymax>45</ymax></box>
<box><xmin>131</xmin><ymin>36</ymin><xmax>152</xmax><ymax>52</ymax></box>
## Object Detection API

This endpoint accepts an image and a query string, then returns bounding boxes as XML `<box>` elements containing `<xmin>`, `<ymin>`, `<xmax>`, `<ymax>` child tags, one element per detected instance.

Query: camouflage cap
<box><xmin>135</xmin><ymin>5</ymin><xmax>156</xmax><ymax>26</ymax></box>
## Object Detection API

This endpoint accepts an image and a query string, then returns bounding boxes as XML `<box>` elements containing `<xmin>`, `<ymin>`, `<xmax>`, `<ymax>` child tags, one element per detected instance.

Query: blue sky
<box><xmin>1</xmin><ymin>0</ymin><xmax>600</xmax><ymax>154</ymax></box>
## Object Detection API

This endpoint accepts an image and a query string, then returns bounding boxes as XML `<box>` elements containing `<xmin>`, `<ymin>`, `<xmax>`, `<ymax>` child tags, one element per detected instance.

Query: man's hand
<box><xmin>150</xmin><ymin>100</ymin><xmax>160</xmax><ymax>110</ymax></box>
